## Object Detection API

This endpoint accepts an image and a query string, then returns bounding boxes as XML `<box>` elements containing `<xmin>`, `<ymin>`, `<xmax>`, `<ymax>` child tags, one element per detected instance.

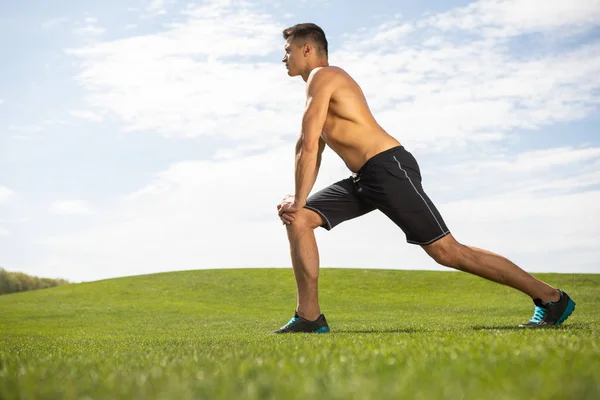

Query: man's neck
<box><xmin>301</xmin><ymin>61</ymin><xmax>330</xmax><ymax>82</ymax></box>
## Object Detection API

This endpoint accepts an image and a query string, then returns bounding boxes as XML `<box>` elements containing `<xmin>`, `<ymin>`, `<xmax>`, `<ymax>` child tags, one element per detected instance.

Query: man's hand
<box><xmin>277</xmin><ymin>194</ymin><xmax>306</xmax><ymax>225</ymax></box>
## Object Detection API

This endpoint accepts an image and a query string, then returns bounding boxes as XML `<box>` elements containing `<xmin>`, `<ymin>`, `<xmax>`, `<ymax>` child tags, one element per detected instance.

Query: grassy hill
<box><xmin>1</xmin><ymin>268</ymin><xmax>598</xmax><ymax>399</ymax></box>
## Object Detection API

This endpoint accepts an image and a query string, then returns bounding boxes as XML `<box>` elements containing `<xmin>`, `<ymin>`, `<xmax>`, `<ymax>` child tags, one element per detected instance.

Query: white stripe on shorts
<box><xmin>393</xmin><ymin>156</ymin><xmax>446</xmax><ymax>235</ymax></box>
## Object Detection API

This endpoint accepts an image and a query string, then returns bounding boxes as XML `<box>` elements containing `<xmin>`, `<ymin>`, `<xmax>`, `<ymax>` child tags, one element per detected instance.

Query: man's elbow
<box><xmin>297</xmin><ymin>138</ymin><xmax>320</xmax><ymax>156</ymax></box>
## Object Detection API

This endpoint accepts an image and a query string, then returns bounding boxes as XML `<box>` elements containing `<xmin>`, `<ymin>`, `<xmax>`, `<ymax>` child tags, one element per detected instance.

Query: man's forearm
<box><xmin>294</xmin><ymin>146</ymin><xmax>320</xmax><ymax>206</ymax></box>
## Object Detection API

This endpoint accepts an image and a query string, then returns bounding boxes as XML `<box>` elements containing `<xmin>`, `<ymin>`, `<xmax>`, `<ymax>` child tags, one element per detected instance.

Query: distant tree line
<box><xmin>0</xmin><ymin>268</ymin><xmax>70</xmax><ymax>295</ymax></box>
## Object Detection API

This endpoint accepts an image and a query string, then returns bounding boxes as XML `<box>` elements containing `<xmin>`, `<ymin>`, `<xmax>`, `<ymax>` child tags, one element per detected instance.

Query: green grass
<box><xmin>1</xmin><ymin>269</ymin><xmax>599</xmax><ymax>400</ymax></box>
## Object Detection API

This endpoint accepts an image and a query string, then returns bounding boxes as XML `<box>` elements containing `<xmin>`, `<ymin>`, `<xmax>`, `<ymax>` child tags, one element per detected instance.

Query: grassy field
<box><xmin>0</xmin><ymin>268</ymin><xmax>598</xmax><ymax>400</ymax></box>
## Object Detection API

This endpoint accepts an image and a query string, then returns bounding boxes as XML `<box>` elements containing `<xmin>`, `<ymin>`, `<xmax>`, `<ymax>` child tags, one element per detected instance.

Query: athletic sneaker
<box><xmin>519</xmin><ymin>289</ymin><xmax>576</xmax><ymax>328</ymax></box>
<box><xmin>271</xmin><ymin>313</ymin><xmax>330</xmax><ymax>334</ymax></box>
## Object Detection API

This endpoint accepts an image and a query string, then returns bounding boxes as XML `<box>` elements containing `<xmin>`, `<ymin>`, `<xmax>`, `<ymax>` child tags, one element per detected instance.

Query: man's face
<box><xmin>282</xmin><ymin>38</ymin><xmax>303</xmax><ymax>77</ymax></box>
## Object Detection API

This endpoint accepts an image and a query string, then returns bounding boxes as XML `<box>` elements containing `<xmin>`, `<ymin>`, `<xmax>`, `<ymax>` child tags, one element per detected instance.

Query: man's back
<box><xmin>315</xmin><ymin>66</ymin><xmax>401</xmax><ymax>172</ymax></box>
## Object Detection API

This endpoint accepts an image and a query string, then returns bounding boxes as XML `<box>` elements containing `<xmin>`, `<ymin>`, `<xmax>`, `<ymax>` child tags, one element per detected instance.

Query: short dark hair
<box><xmin>282</xmin><ymin>23</ymin><xmax>328</xmax><ymax>58</ymax></box>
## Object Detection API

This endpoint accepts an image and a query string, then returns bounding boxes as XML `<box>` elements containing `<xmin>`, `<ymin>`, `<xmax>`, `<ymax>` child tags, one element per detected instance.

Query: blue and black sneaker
<box><xmin>272</xmin><ymin>313</ymin><xmax>330</xmax><ymax>334</ymax></box>
<box><xmin>519</xmin><ymin>289</ymin><xmax>576</xmax><ymax>328</ymax></box>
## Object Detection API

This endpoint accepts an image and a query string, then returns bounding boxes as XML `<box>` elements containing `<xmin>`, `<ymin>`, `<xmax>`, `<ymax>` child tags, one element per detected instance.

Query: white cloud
<box><xmin>334</xmin><ymin>39</ymin><xmax>600</xmax><ymax>150</ymax></box>
<box><xmin>75</xmin><ymin>25</ymin><xmax>105</xmax><ymax>35</ymax></box>
<box><xmin>73</xmin><ymin>17</ymin><xmax>105</xmax><ymax>36</ymax></box>
<box><xmin>341</xmin><ymin>20</ymin><xmax>414</xmax><ymax>50</ymax></box>
<box><xmin>515</xmin><ymin>170</ymin><xmax>600</xmax><ymax>196</ymax></box>
<box><xmin>37</xmin><ymin>144</ymin><xmax>600</xmax><ymax>282</ymax></box>
<box><xmin>42</xmin><ymin>17</ymin><xmax>68</xmax><ymax>29</ymax></box>
<box><xmin>424</xmin><ymin>146</ymin><xmax>600</xmax><ymax>201</ymax></box>
<box><xmin>67</xmin><ymin>0</ymin><xmax>301</xmax><ymax>141</ymax></box>
<box><xmin>0</xmin><ymin>187</ymin><xmax>15</xmax><ymax>204</ymax></box>
<box><xmin>39</xmin><ymin>146</ymin><xmax>294</xmax><ymax>281</ymax></box>
<box><xmin>213</xmin><ymin>141</ymin><xmax>285</xmax><ymax>160</ymax></box>
<box><xmin>441</xmin><ymin>190</ymin><xmax>600</xmax><ymax>254</ymax></box>
<box><xmin>8</xmin><ymin>124</ymin><xmax>43</xmax><ymax>134</ymax></box>
<box><xmin>0</xmin><ymin>227</ymin><xmax>9</xmax><ymax>237</ymax></box>
<box><xmin>51</xmin><ymin>200</ymin><xmax>94</xmax><ymax>215</ymax></box>
<box><xmin>0</xmin><ymin>98</ymin><xmax>4</xmax><ymax>105</ymax></box>
<box><xmin>0</xmin><ymin>217</ymin><xmax>28</xmax><ymax>224</ymax></box>
<box><xmin>478</xmin><ymin>147</ymin><xmax>600</xmax><ymax>172</ymax></box>
<box><xmin>427</xmin><ymin>0</ymin><xmax>600</xmax><ymax>37</ymax></box>
<box><xmin>70</xmin><ymin>109</ymin><xmax>104</xmax><ymax>122</ymax></box>
<box><xmin>146</xmin><ymin>0</ymin><xmax>167</xmax><ymax>16</ymax></box>
<box><xmin>66</xmin><ymin>0</ymin><xmax>600</xmax><ymax>154</ymax></box>
<box><xmin>7</xmin><ymin>119</ymin><xmax>71</xmax><ymax>139</ymax></box>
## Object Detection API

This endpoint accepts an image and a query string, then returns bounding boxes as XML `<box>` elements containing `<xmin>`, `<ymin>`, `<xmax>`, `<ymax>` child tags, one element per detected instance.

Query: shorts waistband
<box><xmin>357</xmin><ymin>146</ymin><xmax>404</xmax><ymax>175</ymax></box>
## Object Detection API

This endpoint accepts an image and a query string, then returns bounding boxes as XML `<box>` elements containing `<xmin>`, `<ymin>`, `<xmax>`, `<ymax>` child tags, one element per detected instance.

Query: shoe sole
<box><xmin>271</xmin><ymin>326</ymin><xmax>331</xmax><ymax>334</ymax></box>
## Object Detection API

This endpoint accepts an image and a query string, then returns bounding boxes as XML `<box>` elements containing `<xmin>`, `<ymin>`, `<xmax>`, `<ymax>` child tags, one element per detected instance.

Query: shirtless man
<box><xmin>274</xmin><ymin>23</ymin><xmax>576</xmax><ymax>333</ymax></box>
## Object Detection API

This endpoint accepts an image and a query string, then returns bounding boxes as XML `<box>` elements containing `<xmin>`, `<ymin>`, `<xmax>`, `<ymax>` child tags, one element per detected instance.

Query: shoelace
<box><xmin>529</xmin><ymin>305</ymin><xmax>548</xmax><ymax>323</ymax></box>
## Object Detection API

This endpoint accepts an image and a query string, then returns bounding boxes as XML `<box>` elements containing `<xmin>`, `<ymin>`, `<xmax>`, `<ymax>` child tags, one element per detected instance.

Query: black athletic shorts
<box><xmin>304</xmin><ymin>146</ymin><xmax>450</xmax><ymax>245</ymax></box>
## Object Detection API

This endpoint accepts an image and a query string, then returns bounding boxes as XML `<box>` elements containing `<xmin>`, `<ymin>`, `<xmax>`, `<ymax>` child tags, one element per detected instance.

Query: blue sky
<box><xmin>1</xmin><ymin>0</ymin><xmax>599</xmax><ymax>282</ymax></box>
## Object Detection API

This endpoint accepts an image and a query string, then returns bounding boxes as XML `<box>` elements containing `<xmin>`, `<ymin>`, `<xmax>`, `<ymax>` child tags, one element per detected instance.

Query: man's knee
<box><xmin>429</xmin><ymin>247</ymin><xmax>456</xmax><ymax>267</ymax></box>
<box><xmin>286</xmin><ymin>208</ymin><xmax>323</xmax><ymax>232</ymax></box>
<box><xmin>422</xmin><ymin>234</ymin><xmax>462</xmax><ymax>269</ymax></box>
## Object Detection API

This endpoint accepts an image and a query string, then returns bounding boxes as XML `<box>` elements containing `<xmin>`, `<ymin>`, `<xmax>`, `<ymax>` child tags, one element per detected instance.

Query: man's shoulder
<box><xmin>308</xmin><ymin>66</ymin><xmax>350</xmax><ymax>89</ymax></box>
<box><xmin>310</xmin><ymin>66</ymin><xmax>348</xmax><ymax>79</ymax></box>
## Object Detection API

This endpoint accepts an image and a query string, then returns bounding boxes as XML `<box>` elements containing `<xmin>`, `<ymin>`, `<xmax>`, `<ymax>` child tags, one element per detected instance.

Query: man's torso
<box><xmin>315</xmin><ymin>66</ymin><xmax>401</xmax><ymax>172</ymax></box>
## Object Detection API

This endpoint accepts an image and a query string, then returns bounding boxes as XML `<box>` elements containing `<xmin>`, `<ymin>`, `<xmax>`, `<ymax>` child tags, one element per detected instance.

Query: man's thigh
<box><xmin>304</xmin><ymin>178</ymin><xmax>376</xmax><ymax>230</ymax></box>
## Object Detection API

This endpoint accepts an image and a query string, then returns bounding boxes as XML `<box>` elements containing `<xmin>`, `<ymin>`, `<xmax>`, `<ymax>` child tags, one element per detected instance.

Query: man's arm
<box><xmin>294</xmin><ymin>69</ymin><xmax>334</xmax><ymax>206</ymax></box>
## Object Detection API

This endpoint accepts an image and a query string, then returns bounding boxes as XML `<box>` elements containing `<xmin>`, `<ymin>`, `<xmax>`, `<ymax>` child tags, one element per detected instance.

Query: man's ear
<box><xmin>303</xmin><ymin>43</ymin><xmax>312</xmax><ymax>57</ymax></box>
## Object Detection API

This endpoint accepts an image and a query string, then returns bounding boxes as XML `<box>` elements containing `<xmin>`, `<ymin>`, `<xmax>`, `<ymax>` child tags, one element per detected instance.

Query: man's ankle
<box><xmin>296</xmin><ymin>309</ymin><xmax>321</xmax><ymax>321</ymax></box>
<box><xmin>539</xmin><ymin>289</ymin><xmax>561</xmax><ymax>305</ymax></box>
